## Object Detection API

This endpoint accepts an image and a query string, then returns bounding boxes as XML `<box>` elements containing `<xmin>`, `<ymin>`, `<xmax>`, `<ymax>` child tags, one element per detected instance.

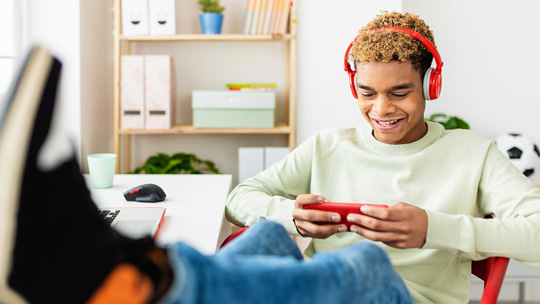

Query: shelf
<box><xmin>118</xmin><ymin>123</ymin><xmax>292</xmax><ymax>135</ymax></box>
<box><xmin>112</xmin><ymin>0</ymin><xmax>297</xmax><ymax>173</ymax></box>
<box><xmin>119</xmin><ymin>34</ymin><xmax>294</xmax><ymax>42</ymax></box>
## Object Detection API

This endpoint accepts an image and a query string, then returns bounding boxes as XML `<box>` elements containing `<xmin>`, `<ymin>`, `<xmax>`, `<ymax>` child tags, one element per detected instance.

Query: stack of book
<box><xmin>226</xmin><ymin>83</ymin><xmax>276</xmax><ymax>91</ymax></box>
<box><xmin>241</xmin><ymin>0</ymin><xmax>292</xmax><ymax>35</ymax></box>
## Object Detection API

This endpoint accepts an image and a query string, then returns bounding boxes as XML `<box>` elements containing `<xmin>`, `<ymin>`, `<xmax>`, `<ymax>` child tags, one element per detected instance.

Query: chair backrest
<box><xmin>471</xmin><ymin>256</ymin><xmax>510</xmax><ymax>304</ymax></box>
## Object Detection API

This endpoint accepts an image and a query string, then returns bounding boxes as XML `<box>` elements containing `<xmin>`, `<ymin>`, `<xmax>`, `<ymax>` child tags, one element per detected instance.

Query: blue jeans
<box><xmin>160</xmin><ymin>221</ymin><xmax>413</xmax><ymax>304</ymax></box>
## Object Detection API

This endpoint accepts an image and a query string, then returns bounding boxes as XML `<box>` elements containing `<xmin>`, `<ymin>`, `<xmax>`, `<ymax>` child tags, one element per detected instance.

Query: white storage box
<box><xmin>121</xmin><ymin>0</ymin><xmax>150</xmax><ymax>35</ymax></box>
<box><xmin>145</xmin><ymin>55</ymin><xmax>174</xmax><ymax>129</ymax></box>
<box><xmin>192</xmin><ymin>90</ymin><xmax>275</xmax><ymax>128</ymax></box>
<box><xmin>148</xmin><ymin>0</ymin><xmax>176</xmax><ymax>35</ymax></box>
<box><xmin>120</xmin><ymin>55</ymin><xmax>145</xmax><ymax>129</ymax></box>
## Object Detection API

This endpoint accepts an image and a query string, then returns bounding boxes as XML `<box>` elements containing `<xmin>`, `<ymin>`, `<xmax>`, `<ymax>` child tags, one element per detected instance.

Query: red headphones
<box><xmin>344</xmin><ymin>26</ymin><xmax>443</xmax><ymax>100</ymax></box>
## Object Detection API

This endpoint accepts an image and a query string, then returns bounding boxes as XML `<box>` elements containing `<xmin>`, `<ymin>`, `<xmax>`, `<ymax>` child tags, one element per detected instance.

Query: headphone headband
<box><xmin>344</xmin><ymin>26</ymin><xmax>443</xmax><ymax>100</ymax></box>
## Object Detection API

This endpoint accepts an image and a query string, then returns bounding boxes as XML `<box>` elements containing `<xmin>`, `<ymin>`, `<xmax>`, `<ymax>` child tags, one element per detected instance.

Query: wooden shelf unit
<box><xmin>112</xmin><ymin>0</ymin><xmax>297</xmax><ymax>173</ymax></box>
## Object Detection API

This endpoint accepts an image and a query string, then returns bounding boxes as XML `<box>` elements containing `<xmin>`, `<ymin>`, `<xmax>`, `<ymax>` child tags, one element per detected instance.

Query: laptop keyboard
<box><xmin>99</xmin><ymin>209</ymin><xmax>121</xmax><ymax>226</ymax></box>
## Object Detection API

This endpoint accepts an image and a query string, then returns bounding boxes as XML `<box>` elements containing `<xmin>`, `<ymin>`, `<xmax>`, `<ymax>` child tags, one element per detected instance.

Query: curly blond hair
<box><xmin>349</xmin><ymin>11</ymin><xmax>435</xmax><ymax>74</ymax></box>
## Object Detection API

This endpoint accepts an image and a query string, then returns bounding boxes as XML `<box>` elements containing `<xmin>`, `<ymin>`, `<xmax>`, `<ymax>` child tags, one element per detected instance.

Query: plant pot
<box><xmin>199</xmin><ymin>12</ymin><xmax>223</xmax><ymax>34</ymax></box>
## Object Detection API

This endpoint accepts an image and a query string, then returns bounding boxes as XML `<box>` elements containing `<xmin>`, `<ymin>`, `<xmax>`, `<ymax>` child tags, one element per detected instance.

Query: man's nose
<box><xmin>372</xmin><ymin>95</ymin><xmax>396</xmax><ymax>115</ymax></box>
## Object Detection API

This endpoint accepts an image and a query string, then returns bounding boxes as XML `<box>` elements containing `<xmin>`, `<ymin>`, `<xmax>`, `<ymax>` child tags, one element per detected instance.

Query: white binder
<box><xmin>120</xmin><ymin>55</ymin><xmax>145</xmax><ymax>129</ymax></box>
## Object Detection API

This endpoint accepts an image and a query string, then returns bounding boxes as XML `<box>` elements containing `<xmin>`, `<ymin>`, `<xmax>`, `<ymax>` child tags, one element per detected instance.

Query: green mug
<box><xmin>87</xmin><ymin>153</ymin><xmax>117</xmax><ymax>188</ymax></box>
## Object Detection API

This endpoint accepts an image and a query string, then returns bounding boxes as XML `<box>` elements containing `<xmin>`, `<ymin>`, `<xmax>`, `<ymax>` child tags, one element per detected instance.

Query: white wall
<box><xmin>24</xmin><ymin>0</ymin><xmax>82</xmax><ymax>163</ymax></box>
<box><xmin>404</xmin><ymin>0</ymin><xmax>540</xmax><ymax>148</ymax></box>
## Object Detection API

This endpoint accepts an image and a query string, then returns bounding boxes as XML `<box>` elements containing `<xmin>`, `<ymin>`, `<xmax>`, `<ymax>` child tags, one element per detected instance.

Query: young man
<box><xmin>1</xmin><ymin>48</ymin><xmax>414</xmax><ymax>303</ymax></box>
<box><xmin>226</xmin><ymin>11</ymin><xmax>540</xmax><ymax>303</ymax></box>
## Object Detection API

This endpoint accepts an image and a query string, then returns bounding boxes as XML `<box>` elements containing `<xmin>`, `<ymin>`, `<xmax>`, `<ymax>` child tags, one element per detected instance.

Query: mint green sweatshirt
<box><xmin>225</xmin><ymin>121</ymin><xmax>540</xmax><ymax>303</ymax></box>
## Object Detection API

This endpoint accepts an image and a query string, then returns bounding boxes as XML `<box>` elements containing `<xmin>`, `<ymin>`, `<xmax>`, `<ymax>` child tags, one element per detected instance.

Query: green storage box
<box><xmin>192</xmin><ymin>90</ymin><xmax>275</xmax><ymax>128</ymax></box>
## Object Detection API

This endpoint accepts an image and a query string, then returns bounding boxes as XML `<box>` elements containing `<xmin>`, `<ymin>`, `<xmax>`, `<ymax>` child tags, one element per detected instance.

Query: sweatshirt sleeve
<box><xmin>424</xmin><ymin>142</ymin><xmax>540</xmax><ymax>265</ymax></box>
<box><xmin>225</xmin><ymin>136</ymin><xmax>316</xmax><ymax>235</ymax></box>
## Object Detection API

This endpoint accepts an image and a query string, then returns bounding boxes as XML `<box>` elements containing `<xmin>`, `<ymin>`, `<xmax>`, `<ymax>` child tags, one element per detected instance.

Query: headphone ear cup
<box><xmin>423</xmin><ymin>67</ymin><xmax>442</xmax><ymax>100</ymax></box>
<box><xmin>429</xmin><ymin>68</ymin><xmax>442</xmax><ymax>100</ymax></box>
<box><xmin>423</xmin><ymin>68</ymin><xmax>434</xmax><ymax>100</ymax></box>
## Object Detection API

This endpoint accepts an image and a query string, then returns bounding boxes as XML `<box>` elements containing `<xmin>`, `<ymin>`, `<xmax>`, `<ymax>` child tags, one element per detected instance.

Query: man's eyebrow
<box><xmin>391</xmin><ymin>83</ymin><xmax>414</xmax><ymax>90</ymax></box>
<box><xmin>356</xmin><ymin>83</ymin><xmax>415</xmax><ymax>91</ymax></box>
<box><xmin>357</xmin><ymin>84</ymin><xmax>374</xmax><ymax>91</ymax></box>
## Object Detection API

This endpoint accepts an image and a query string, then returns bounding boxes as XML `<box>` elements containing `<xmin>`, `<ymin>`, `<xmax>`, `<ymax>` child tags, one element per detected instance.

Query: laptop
<box><xmin>98</xmin><ymin>207</ymin><xmax>166</xmax><ymax>238</ymax></box>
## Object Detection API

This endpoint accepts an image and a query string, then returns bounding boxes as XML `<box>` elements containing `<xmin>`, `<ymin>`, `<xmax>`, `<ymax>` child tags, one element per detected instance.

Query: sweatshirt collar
<box><xmin>363</xmin><ymin>121</ymin><xmax>444</xmax><ymax>156</ymax></box>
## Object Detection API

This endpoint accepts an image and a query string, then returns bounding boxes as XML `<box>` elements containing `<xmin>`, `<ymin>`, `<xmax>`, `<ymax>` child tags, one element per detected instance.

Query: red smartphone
<box><xmin>304</xmin><ymin>202</ymin><xmax>388</xmax><ymax>227</ymax></box>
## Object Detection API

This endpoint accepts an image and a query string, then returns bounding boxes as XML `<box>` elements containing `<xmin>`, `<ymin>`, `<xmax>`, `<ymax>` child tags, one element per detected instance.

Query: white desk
<box><xmin>85</xmin><ymin>174</ymin><xmax>233</xmax><ymax>254</ymax></box>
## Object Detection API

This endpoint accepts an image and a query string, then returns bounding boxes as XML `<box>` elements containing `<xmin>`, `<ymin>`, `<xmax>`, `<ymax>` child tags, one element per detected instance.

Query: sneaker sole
<box><xmin>0</xmin><ymin>46</ymin><xmax>55</xmax><ymax>304</ymax></box>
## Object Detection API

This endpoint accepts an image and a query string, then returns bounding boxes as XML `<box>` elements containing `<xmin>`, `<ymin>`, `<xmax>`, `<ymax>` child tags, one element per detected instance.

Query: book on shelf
<box><xmin>278</xmin><ymin>0</ymin><xmax>291</xmax><ymax>35</ymax></box>
<box><xmin>242</xmin><ymin>0</ymin><xmax>291</xmax><ymax>35</ymax></box>
<box><xmin>226</xmin><ymin>83</ymin><xmax>276</xmax><ymax>91</ymax></box>
<box><xmin>262</xmin><ymin>0</ymin><xmax>275</xmax><ymax>34</ymax></box>
<box><xmin>242</xmin><ymin>0</ymin><xmax>255</xmax><ymax>35</ymax></box>
<box><xmin>250</xmin><ymin>0</ymin><xmax>262</xmax><ymax>35</ymax></box>
<box><xmin>256</xmin><ymin>0</ymin><xmax>268</xmax><ymax>35</ymax></box>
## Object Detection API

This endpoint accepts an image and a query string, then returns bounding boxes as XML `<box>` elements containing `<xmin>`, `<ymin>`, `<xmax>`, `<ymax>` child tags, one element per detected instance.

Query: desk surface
<box><xmin>86</xmin><ymin>174</ymin><xmax>232</xmax><ymax>254</ymax></box>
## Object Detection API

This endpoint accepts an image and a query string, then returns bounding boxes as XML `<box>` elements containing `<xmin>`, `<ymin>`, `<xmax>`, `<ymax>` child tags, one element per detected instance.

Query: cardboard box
<box><xmin>121</xmin><ymin>0</ymin><xmax>150</xmax><ymax>35</ymax></box>
<box><xmin>192</xmin><ymin>90</ymin><xmax>275</xmax><ymax>128</ymax></box>
<box><xmin>238</xmin><ymin>146</ymin><xmax>290</xmax><ymax>183</ymax></box>
<box><xmin>120</xmin><ymin>55</ymin><xmax>145</xmax><ymax>129</ymax></box>
<box><xmin>144</xmin><ymin>55</ymin><xmax>174</xmax><ymax>129</ymax></box>
<box><xmin>238</xmin><ymin>147</ymin><xmax>264</xmax><ymax>183</ymax></box>
<box><xmin>148</xmin><ymin>0</ymin><xmax>176</xmax><ymax>35</ymax></box>
<box><xmin>264</xmin><ymin>147</ymin><xmax>290</xmax><ymax>169</ymax></box>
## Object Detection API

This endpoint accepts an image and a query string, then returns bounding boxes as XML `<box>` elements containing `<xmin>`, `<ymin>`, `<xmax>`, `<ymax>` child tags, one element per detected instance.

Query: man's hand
<box><xmin>292</xmin><ymin>194</ymin><xmax>348</xmax><ymax>238</ymax></box>
<box><xmin>347</xmin><ymin>202</ymin><xmax>428</xmax><ymax>249</ymax></box>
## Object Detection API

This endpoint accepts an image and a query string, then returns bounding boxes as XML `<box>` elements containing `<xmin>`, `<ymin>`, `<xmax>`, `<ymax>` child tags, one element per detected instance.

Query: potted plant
<box><xmin>131</xmin><ymin>152</ymin><xmax>221</xmax><ymax>174</ymax></box>
<box><xmin>198</xmin><ymin>0</ymin><xmax>225</xmax><ymax>34</ymax></box>
<box><xmin>425</xmin><ymin>113</ymin><xmax>470</xmax><ymax>130</ymax></box>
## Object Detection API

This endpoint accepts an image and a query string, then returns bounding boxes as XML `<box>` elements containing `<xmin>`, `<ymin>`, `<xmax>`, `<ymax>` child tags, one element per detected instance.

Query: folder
<box><xmin>120</xmin><ymin>55</ymin><xmax>145</xmax><ymax>129</ymax></box>
<box><xmin>144</xmin><ymin>55</ymin><xmax>174</xmax><ymax>129</ymax></box>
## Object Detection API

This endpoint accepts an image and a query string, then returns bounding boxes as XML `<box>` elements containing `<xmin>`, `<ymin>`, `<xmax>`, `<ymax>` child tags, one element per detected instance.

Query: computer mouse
<box><xmin>123</xmin><ymin>183</ymin><xmax>166</xmax><ymax>202</ymax></box>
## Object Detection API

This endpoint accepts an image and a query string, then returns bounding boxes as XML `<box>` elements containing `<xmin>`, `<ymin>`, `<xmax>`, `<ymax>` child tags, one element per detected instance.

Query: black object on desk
<box><xmin>123</xmin><ymin>183</ymin><xmax>166</xmax><ymax>202</ymax></box>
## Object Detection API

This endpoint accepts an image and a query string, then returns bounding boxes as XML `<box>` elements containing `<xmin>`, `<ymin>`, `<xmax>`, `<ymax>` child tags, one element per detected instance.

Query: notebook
<box><xmin>98</xmin><ymin>207</ymin><xmax>166</xmax><ymax>238</ymax></box>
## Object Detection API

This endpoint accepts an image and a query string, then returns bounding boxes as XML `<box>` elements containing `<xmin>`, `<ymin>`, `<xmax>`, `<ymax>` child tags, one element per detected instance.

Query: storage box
<box><xmin>120</xmin><ymin>55</ymin><xmax>145</xmax><ymax>129</ymax></box>
<box><xmin>145</xmin><ymin>55</ymin><xmax>174</xmax><ymax>129</ymax></box>
<box><xmin>238</xmin><ymin>146</ymin><xmax>290</xmax><ymax>183</ymax></box>
<box><xmin>121</xmin><ymin>0</ymin><xmax>150</xmax><ymax>35</ymax></box>
<box><xmin>192</xmin><ymin>90</ymin><xmax>275</xmax><ymax>128</ymax></box>
<box><xmin>148</xmin><ymin>0</ymin><xmax>176</xmax><ymax>35</ymax></box>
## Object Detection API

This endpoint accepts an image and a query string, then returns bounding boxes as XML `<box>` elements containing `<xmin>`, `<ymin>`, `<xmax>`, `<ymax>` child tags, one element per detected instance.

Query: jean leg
<box><xmin>160</xmin><ymin>240</ymin><xmax>413</xmax><ymax>304</ymax></box>
<box><xmin>218</xmin><ymin>221</ymin><xmax>303</xmax><ymax>259</ymax></box>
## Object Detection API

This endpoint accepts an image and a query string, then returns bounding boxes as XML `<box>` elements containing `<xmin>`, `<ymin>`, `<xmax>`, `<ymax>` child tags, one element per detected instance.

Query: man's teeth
<box><xmin>378</xmin><ymin>119</ymin><xmax>399</xmax><ymax>126</ymax></box>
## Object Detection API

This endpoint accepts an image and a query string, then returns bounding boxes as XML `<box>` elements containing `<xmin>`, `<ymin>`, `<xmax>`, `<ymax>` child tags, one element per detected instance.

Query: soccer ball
<box><xmin>495</xmin><ymin>133</ymin><xmax>540</xmax><ymax>178</ymax></box>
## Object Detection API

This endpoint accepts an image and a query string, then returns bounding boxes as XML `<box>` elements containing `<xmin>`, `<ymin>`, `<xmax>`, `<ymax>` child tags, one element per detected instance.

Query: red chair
<box><xmin>220</xmin><ymin>227</ymin><xmax>509</xmax><ymax>304</ymax></box>
<box><xmin>220</xmin><ymin>226</ymin><xmax>250</xmax><ymax>248</ymax></box>
<box><xmin>472</xmin><ymin>256</ymin><xmax>510</xmax><ymax>304</ymax></box>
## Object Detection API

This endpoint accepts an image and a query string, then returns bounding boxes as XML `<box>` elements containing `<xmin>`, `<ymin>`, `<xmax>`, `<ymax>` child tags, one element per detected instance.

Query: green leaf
<box><xmin>198</xmin><ymin>0</ymin><xmax>225</xmax><ymax>13</ymax></box>
<box><xmin>130</xmin><ymin>152</ymin><xmax>221</xmax><ymax>174</ymax></box>
<box><xmin>425</xmin><ymin>113</ymin><xmax>470</xmax><ymax>130</ymax></box>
